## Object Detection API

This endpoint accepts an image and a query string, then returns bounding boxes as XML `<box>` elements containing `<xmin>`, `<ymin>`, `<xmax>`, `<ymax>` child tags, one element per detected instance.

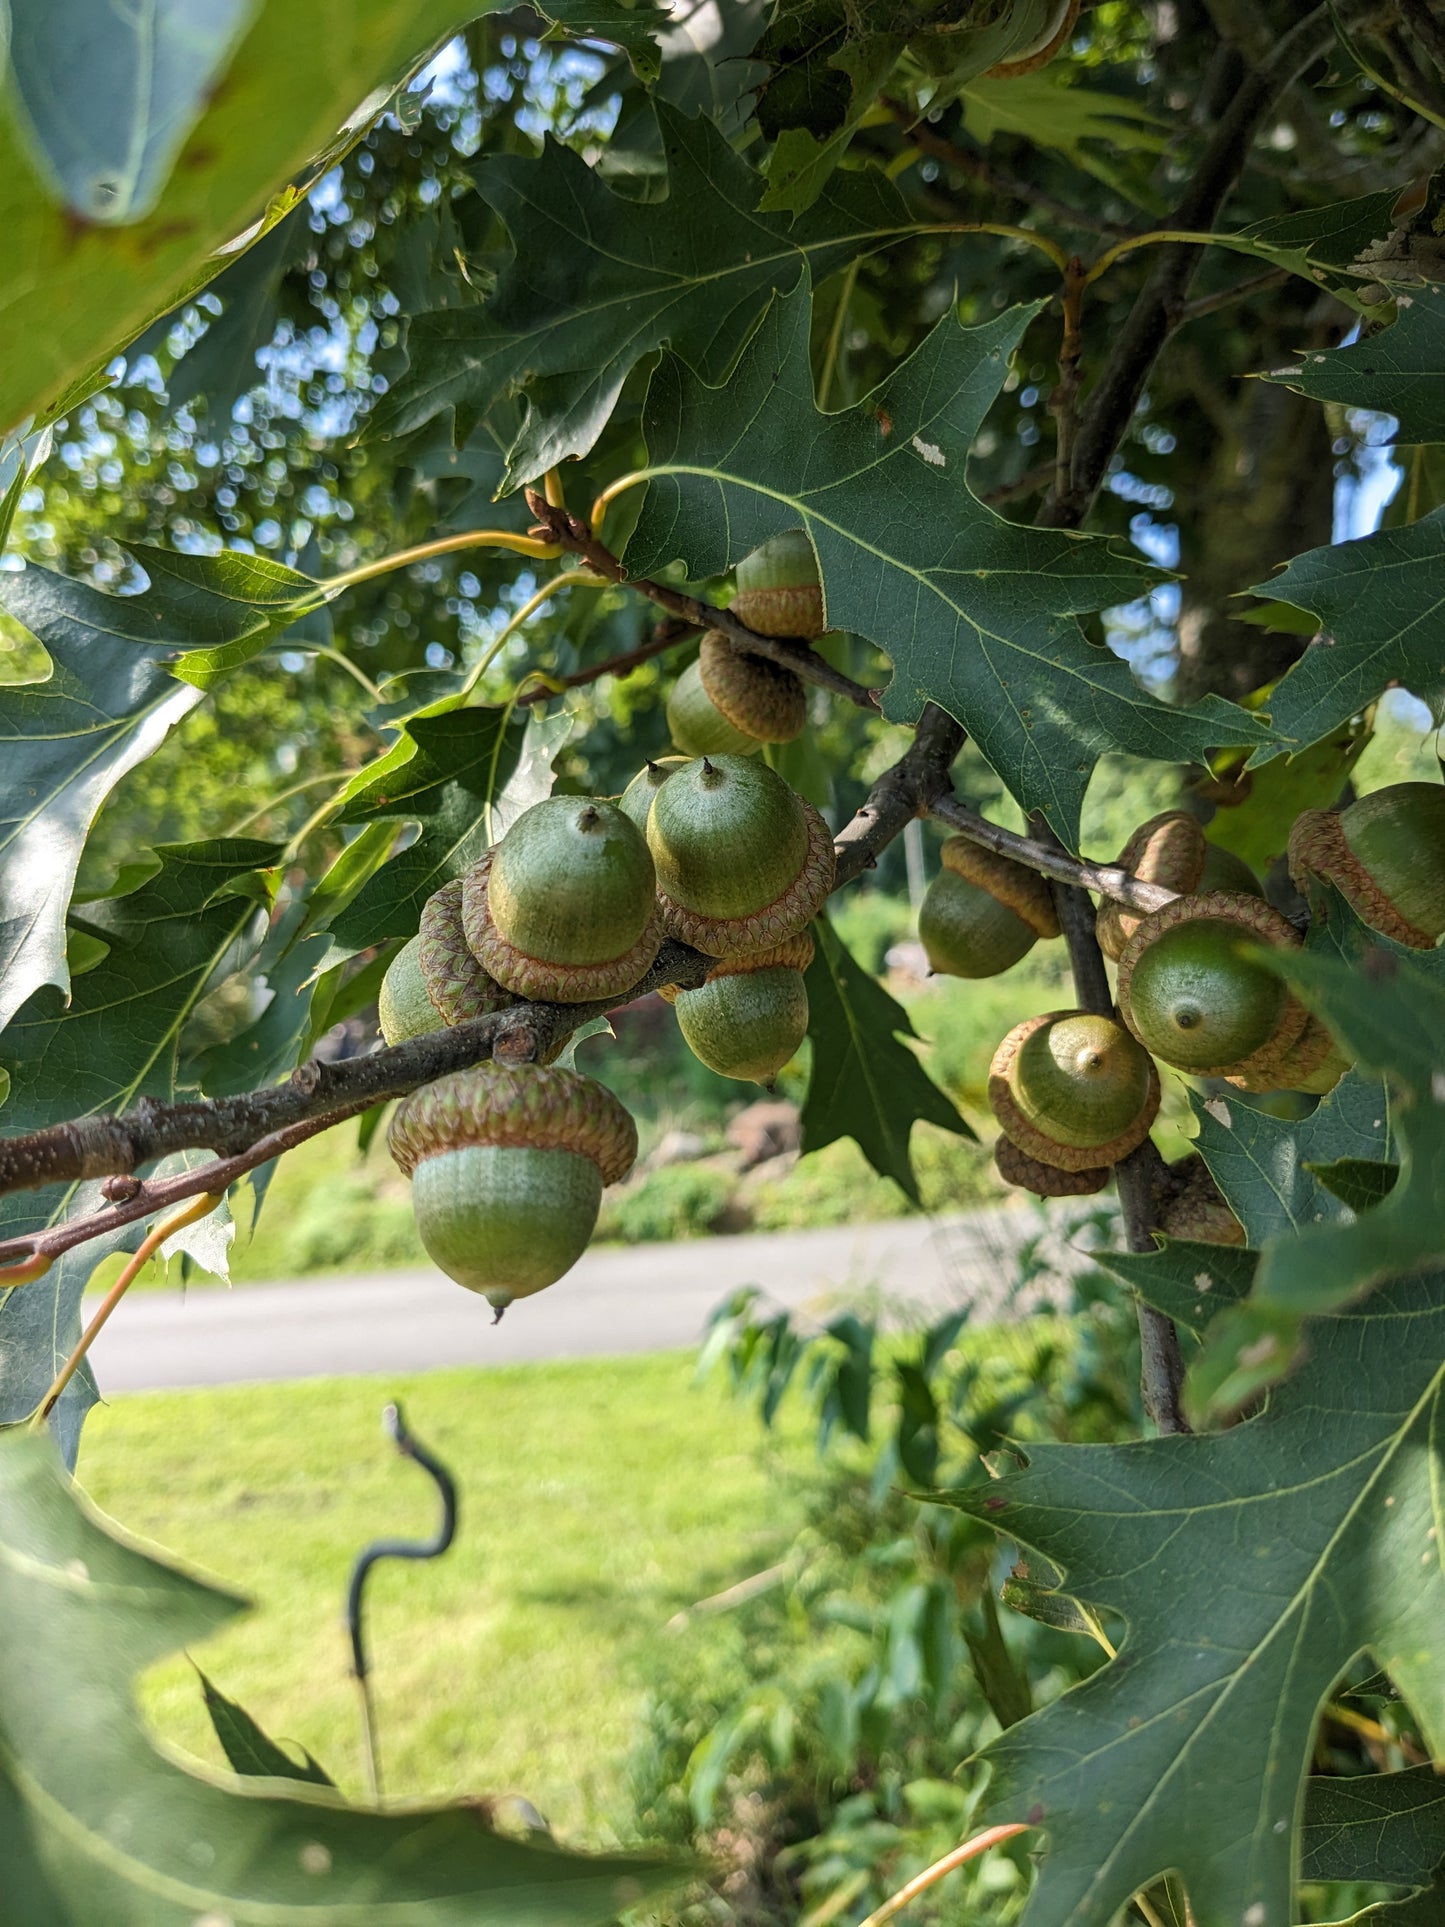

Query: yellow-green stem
<box><xmin>29</xmin><ymin>1192</ymin><xmax>221</xmax><ymax>1429</ymax></box>
<box><xmin>854</xmin><ymin>1825</ymin><xmax>1031</xmax><ymax>1927</ymax></box>
<box><xmin>323</xmin><ymin>528</ymin><xmax>564</xmax><ymax>592</ymax></box>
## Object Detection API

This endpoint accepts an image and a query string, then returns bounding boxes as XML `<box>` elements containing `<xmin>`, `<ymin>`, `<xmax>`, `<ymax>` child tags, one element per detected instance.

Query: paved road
<box><xmin>89</xmin><ymin>1204</ymin><xmax>1088</xmax><ymax>1394</ymax></box>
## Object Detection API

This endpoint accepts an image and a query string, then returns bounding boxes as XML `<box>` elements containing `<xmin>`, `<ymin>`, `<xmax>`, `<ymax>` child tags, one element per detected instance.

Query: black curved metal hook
<box><xmin>345</xmin><ymin>1401</ymin><xmax>458</xmax><ymax>1795</ymax></box>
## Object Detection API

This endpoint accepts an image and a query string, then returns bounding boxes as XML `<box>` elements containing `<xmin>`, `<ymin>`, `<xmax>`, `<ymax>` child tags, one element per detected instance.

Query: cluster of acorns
<box><xmin>378</xmin><ymin>533</ymin><xmax>835</xmax><ymax>1314</ymax></box>
<box><xmin>918</xmin><ymin>782</ymin><xmax>1445</xmax><ymax>1237</ymax></box>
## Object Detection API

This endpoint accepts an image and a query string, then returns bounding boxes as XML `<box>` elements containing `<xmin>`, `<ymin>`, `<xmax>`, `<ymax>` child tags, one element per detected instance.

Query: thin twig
<box><xmin>1175</xmin><ymin>266</ymin><xmax>1290</xmax><ymax>325</ymax></box>
<box><xmin>27</xmin><ymin>1191</ymin><xmax>220</xmax><ymax>1426</ymax></box>
<box><xmin>928</xmin><ymin>797</ymin><xmax>1178</xmax><ymax>913</ymax></box>
<box><xmin>1039</xmin><ymin>3</ymin><xmax>1341</xmax><ymax>528</ymax></box>
<box><xmin>515</xmin><ymin>618</ymin><xmax>693</xmax><ymax>705</ymax></box>
<box><xmin>881</xmin><ymin>94</ymin><xmax>1129</xmax><ymax>239</ymax></box>
<box><xmin>524</xmin><ymin>494</ymin><xmax>884</xmax><ymax>713</ymax></box>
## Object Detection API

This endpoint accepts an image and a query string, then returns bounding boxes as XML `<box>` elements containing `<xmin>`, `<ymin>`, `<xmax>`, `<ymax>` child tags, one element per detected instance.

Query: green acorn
<box><xmin>379</xmin><ymin>936</ymin><xmax>446</xmax><ymax>1046</ymax></box>
<box><xmin>389</xmin><ymin>1064</ymin><xmax>636</xmax><ymax>1313</ymax></box>
<box><xmin>617</xmin><ymin>756</ymin><xmax>688</xmax><ymax>835</ymax></box>
<box><xmin>647</xmin><ymin>755</ymin><xmax>835</xmax><ymax>957</ymax></box>
<box><xmin>1097</xmin><ymin>812</ymin><xmax>1264</xmax><ymax>962</ymax></box>
<box><xmin>666</xmin><ymin>630</ymin><xmax>808</xmax><ymax>757</ymax></box>
<box><xmin>1289</xmin><ymin>782</ymin><xmax>1445</xmax><ymax>948</ymax></box>
<box><xmin>731</xmin><ymin>530</ymin><xmax>825</xmax><ymax>639</ymax></box>
<box><xmin>666</xmin><ymin>931</ymin><xmax>814</xmax><ymax>1084</ymax></box>
<box><xmin>988</xmin><ymin>1009</ymin><xmax>1160</xmax><ymax>1172</ymax></box>
<box><xmin>1117</xmin><ymin>892</ymin><xmax>1306</xmax><ymax>1080</ymax></box>
<box><xmin>463</xmin><ymin>796</ymin><xmax>662</xmax><ymax>1002</ymax></box>
<box><xmin>919</xmin><ymin>838</ymin><xmax>1059</xmax><ymax>978</ymax></box>
<box><xmin>987</xmin><ymin>0</ymin><xmax>1080</xmax><ymax>77</ymax></box>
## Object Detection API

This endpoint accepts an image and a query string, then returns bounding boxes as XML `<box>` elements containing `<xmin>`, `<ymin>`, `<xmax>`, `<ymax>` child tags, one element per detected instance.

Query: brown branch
<box><xmin>0</xmin><ymin>717</ymin><xmax>971</xmax><ymax>1260</ymax></box>
<box><xmin>515</xmin><ymin>617</ymin><xmax>693</xmax><ymax>705</ymax></box>
<box><xmin>524</xmin><ymin>495</ymin><xmax>884</xmax><ymax>713</ymax></box>
<box><xmin>928</xmin><ymin>797</ymin><xmax>1178</xmax><ymax>913</ymax></box>
<box><xmin>836</xmin><ymin>704</ymin><xmax>965</xmax><ymax>886</ymax></box>
<box><xmin>1038</xmin><ymin>4</ymin><xmax>1340</xmax><ymax>529</ymax></box>
<box><xmin>1175</xmin><ymin>266</ymin><xmax>1291</xmax><ymax>326</ymax></box>
<box><xmin>880</xmin><ymin>96</ymin><xmax>1130</xmax><ymax>240</ymax></box>
<box><xmin>1047</xmin><ymin>858</ymin><xmax>1190</xmax><ymax>1437</ymax></box>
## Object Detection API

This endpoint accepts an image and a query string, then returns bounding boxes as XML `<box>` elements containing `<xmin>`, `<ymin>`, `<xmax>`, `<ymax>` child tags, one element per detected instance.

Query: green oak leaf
<box><xmin>529</xmin><ymin>0</ymin><xmax>667</xmax><ymax>79</ymax></box>
<box><xmin>1203</xmin><ymin>715</ymin><xmax>1369</xmax><ymax>873</ymax></box>
<box><xmin>944</xmin><ymin>1266</ymin><xmax>1445</xmax><ymax>1927</ymax></box>
<box><xmin>1092</xmin><ymin>1240</ymin><xmax>1258</xmax><ymax>1335</ymax></box>
<box><xmin>1249</xmin><ymin>507</ymin><xmax>1445</xmax><ymax>760</ymax></box>
<box><xmin>1302</xmin><ymin>1767</ymin><xmax>1445</xmax><ymax>1890</ymax></box>
<box><xmin>0</xmin><ymin>0</ymin><xmax>506</xmax><ymax>437</ymax></box>
<box><xmin>1188</xmin><ymin>1071</ymin><xmax>1392</xmax><ymax>1247</ymax></box>
<box><xmin>0</xmin><ymin>1436</ymin><xmax>681</xmax><ymax>1923</ymax></box>
<box><xmin>7</xmin><ymin>0</ymin><xmax>254</xmax><ymax>225</ymax></box>
<box><xmin>0</xmin><ymin>545</ymin><xmax>340</xmax><ymax>1031</ymax></box>
<box><xmin>0</xmin><ymin>843</ymin><xmax>275</xmax><ymax>1457</ymax></box>
<box><xmin>0</xmin><ymin>840</ymin><xmax>278</xmax><ymax>1130</ymax></box>
<box><xmin>1307</xmin><ymin>1157</ymin><xmax>1400</xmax><ymax>1213</ymax></box>
<box><xmin>196</xmin><ymin>1668</ymin><xmax>336</xmax><ymax>1787</ymax></box>
<box><xmin>1190</xmin><ymin>899</ymin><xmax>1445</xmax><ymax>1415</ymax></box>
<box><xmin>624</xmin><ymin>288</ymin><xmax>1270</xmax><ymax>843</ymax></box>
<box><xmin>368</xmin><ymin>99</ymin><xmax>915</xmax><ymax>481</ymax></box>
<box><xmin>1227</xmin><ymin>190</ymin><xmax>1404</xmax><ymax>311</ymax></box>
<box><xmin>802</xmin><ymin>916</ymin><xmax>971</xmax><ymax>1205</ymax></box>
<box><xmin>0</xmin><ymin>568</ymin><xmax>202</xmax><ymax>1033</ymax></box>
<box><xmin>1265</xmin><ymin>282</ymin><xmax>1445</xmax><ymax>444</ymax></box>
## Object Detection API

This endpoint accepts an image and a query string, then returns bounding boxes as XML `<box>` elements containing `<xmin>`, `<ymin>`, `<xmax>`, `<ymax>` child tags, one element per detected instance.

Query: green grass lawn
<box><xmin>77</xmin><ymin>1351</ymin><xmax>814</xmax><ymax>1846</ymax></box>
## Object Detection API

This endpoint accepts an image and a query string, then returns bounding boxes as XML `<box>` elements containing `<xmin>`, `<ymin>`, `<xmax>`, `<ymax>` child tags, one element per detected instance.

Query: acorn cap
<box><xmin>731</xmin><ymin>530</ymin><xmax>825</xmax><ymax>639</ymax></box>
<box><xmin>648</xmin><ymin>756</ymin><xmax>835</xmax><ymax>957</ymax></box>
<box><xmin>939</xmin><ymin>837</ymin><xmax>1059</xmax><ymax>937</ymax></box>
<box><xmin>464</xmin><ymin>799</ymin><xmax>664</xmax><ymax>1002</ymax></box>
<box><xmin>1096</xmin><ymin>812</ymin><xmax>1205</xmax><ymax>962</ymax></box>
<box><xmin>617</xmin><ymin>757</ymin><xmax>688</xmax><ymax>834</ymax></box>
<box><xmin>987</xmin><ymin>0</ymin><xmax>1080</xmax><ymax>78</ymax></box>
<box><xmin>988</xmin><ymin>1009</ymin><xmax>1160</xmax><ymax>1172</ymax></box>
<box><xmin>1116</xmin><ymin>891</ymin><xmax>1307</xmax><ymax>1081</ymax></box>
<box><xmin>417</xmin><ymin>880</ymin><xmax>517</xmax><ymax>1024</ymax></box>
<box><xmin>389</xmin><ymin>1063</ymin><xmax>637</xmax><ymax>1186</ymax></box>
<box><xmin>699</xmin><ymin>632</ymin><xmax>807</xmax><ymax>742</ymax></box>
<box><xmin>994</xmin><ymin>1132</ymin><xmax>1108</xmax><ymax>1197</ymax></box>
<box><xmin>1289</xmin><ymin>783</ymin><xmax>1445</xmax><ymax>948</ymax></box>
<box><xmin>378</xmin><ymin>935</ymin><xmax>448</xmax><ymax>1046</ymax></box>
<box><xmin>1158</xmin><ymin>1155</ymin><xmax>1246</xmax><ymax>1246</ymax></box>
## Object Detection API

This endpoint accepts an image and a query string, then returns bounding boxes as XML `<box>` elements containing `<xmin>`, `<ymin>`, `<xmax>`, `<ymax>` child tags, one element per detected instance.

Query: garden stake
<box><xmin>345</xmin><ymin>1401</ymin><xmax>459</xmax><ymax>1799</ymax></box>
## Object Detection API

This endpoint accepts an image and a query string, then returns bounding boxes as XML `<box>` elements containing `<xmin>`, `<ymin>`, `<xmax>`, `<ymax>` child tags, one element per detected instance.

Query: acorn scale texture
<box><xmin>390</xmin><ymin>1064</ymin><xmax>638</xmax><ymax>1310</ymax></box>
<box><xmin>994</xmin><ymin>1133</ymin><xmax>1109</xmax><ymax>1198</ymax></box>
<box><xmin>647</xmin><ymin>755</ymin><xmax>835</xmax><ymax>957</ymax></box>
<box><xmin>463</xmin><ymin>797</ymin><xmax>663</xmax><ymax>1002</ymax></box>
<box><xmin>673</xmin><ymin>930</ymin><xmax>815</xmax><ymax>1083</ymax></box>
<box><xmin>988</xmin><ymin>1009</ymin><xmax>1160</xmax><ymax>1172</ymax></box>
